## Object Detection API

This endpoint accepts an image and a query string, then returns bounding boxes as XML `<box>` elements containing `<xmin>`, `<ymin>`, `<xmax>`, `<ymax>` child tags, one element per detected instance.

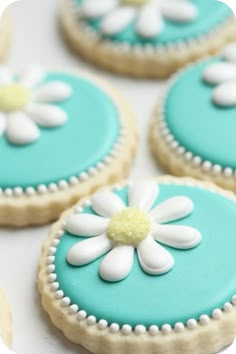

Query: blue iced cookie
<box><xmin>0</xmin><ymin>67</ymin><xmax>137</xmax><ymax>226</ymax></box>
<box><xmin>60</xmin><ymin>0</ymin><xmax>236</xmax><ymax>77</ymax></box>
<box><xmin>39</xmin><ymin>176</ymin><xmax>236</xmax><ymax>354</ymax></box>
<box><xmin>151</xmin><ymin>42</ymin><xmax>236</xmax><ymax>192</ymax></box>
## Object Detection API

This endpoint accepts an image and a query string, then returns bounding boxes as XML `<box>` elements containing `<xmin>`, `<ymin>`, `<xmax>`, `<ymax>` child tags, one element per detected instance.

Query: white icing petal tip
<box><xmin>153</xmin><ymin>224</ymin><xmax>202</xmax><ymax>249</ymax></box>
<box><xmin>20</xmin><ymin>67</ymin><xmax>46</xmax><ymax>88</ymax></box>
<box><xmin>81</xmin><ymin>0</ymin><xmax>118</xmax><ymax>19</ymax></box>
<box><xmin>91</xmin><ymin>191</ymin><xmax>125</xmax><ymax>217</ymax></box>
<box><xmin>222</xmin><ymin>43</ymin><xmax>236</xmax><ymax>62</ymax></box>
<box><xmin>101</xmin><ymin>7</ymin><xmax>136</xmax><ymax>36</ymax></box>
<box><xmin>0</xmin><ymin>113</ymin><xmax>6</xmax><ymax>136</ymax></box>
<box><xmin>212</xmin><ymin>80</ymin><xmax>236</xmax><ymax>107</ymax></box>
<box><xmin>203</xmin><ymin>62</ymin><xmax>236</xmax><ymax>84</ymax></box>
<box><xmin>66</xmin><ymin>214</ymin><xmax>109</xmax><ymax>236</ymax></box>
<box><xmin>99</xmin><ymin>245</ymin><xmax>134</xmax><ymax>282</ymax></box>
<box><xmin>149</xmin><ymin>196</ymin><xmax>194</xmax><ymax>223</ymax></box>
<box><xmin>137</xmin><ymin>236</ymin><xmax>174</xmax><ymax>275</ymax></box>
<box><xmin>128</xmin><ymin>181</ymin><xmax>159</xmax><ymax>212</ymax></box>
<box><xmin>67</xmin><ymin>234</ymin><xmax>112</xmax><ymax>266</ymax></box>
<box><xmin>161</xmin><ymin>0</ymin><xmax>198</xmax><ymax>22</ymax></box>
<box><xmin>26</xmin><ymin>103</ymin><xmax>67</xmax><ymax>127</ymax></box>
<box><xmin>136</xmin><ymin>6</ymin><xmax>163</xmax><ymax>39</ymax></box>
<box><xmin>33</xmin><ymin>82</ymin><xmax>72</xmax><ymax>102</ymax></box>
<box><xmin>7</xmin><ymin>113</ymin><xmax>40</xmax><ymax>145</ymax></box>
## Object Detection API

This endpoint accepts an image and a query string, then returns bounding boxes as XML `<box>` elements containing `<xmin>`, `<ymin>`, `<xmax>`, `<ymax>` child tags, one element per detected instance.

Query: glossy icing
<box><xmin>75</xmin><ymin>0</ymin><xmax>232</xmax><ymax>45</ymax></box>
<box><xmin>0</xmin><ymin>71</ymin><xmax>120</xmax><ymax>189</ymax></box>
<box><xmin>165</xmin><ymin>58</ymin><xmax>236</xmax><ymax>169</ymax></box>
<box><xmin>203</xmin><ymin>43</ymin><xmax>236</xmax><ymax>106</ymax></box>
<box><xmin>54</xmin><ymin>183</ymin><xmax>236</xmax><ymax>327</ymax></box>
<box><xmin>0</xmin><ymin>68</ymin><xmax>71</xmax><ymax>145</ymax></box>
<box><xmin>66</xmin><ymin>182</ymin><xmax>201</xmax><ymax>281</ymax></box>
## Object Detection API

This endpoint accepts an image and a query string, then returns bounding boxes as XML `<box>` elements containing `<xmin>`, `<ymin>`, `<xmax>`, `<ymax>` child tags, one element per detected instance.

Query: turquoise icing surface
<box><xmin>75</xmin><ymin>0</ymin><xmax>232</xmax><ymax>45</ymax></box>
<box><xmin>0</xmin><ymin>72</ymin><xmax>120</xmax><ymax>189</ymax></box>
<box><xmin>165</xmin><ymin>58</ymin><xmax>236</xmax><ymax>169</ymax></box>
<box><xmin>55</xmin><ymin>184</ymin><xmax>236</xmax><ymax>327</ymax></box>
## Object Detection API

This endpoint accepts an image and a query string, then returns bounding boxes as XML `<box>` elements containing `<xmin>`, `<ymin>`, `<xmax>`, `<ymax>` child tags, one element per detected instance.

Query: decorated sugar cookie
<box><xmin>150</xmin><ymin>43</ymin><xmax>236</xmax><ymax>192</ymax></box>
<box><xmin>0</xmin><ymin>67</ymin><xmax>137</xmax><ymax>227</ymax></box>
<box><xmin>0</xmin><ymin>290</ymin><xmax>12</xmax><ymax>349</ymax></box>
<box><xmin>0</xmin><ymin>11</ymin><xmax>11</xmax><ymax>63</ymax></box>
<box><xmin>39</xmin><ymin>176</ymin><xmax>236</xmax><ymax>354</ymax></box>
<box><xmin>60</xmin><ymin>0</ymin><xmax>236</xmax><ymax>78</ymax></box>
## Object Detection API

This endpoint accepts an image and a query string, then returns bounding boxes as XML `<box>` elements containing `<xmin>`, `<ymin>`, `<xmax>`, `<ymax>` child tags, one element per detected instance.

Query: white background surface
<box><xmin>0</xmin><ymin>0</ymin><xmax>234</xmax><ymax>353</ymax></box>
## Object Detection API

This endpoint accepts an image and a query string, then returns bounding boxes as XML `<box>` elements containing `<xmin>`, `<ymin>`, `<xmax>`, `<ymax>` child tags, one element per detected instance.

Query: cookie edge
<box><xmin>38</xmin><ymin>176</ymin><xmax>236</xmax><ymax>354</ymax></box>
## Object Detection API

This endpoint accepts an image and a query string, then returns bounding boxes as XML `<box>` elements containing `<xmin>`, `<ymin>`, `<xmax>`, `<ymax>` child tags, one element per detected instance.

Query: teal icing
<box><xmin>55</xmin><ymin>184</ymin><xmax>236</xmax><ymax>327</ymax></box>
<box><xmin>165</xmin><ymin>58</ymin><xmax>236</xmax><ymax>169</ymax></box>
<box><xmin>75</xmin><ymin>0</ymin><xmax>232</xmax><ymax>45</ymax></box>
<box><xmin>0</xmin><ymin>72</ymin><xmax>120</xmax><ymax>189</ymax></box>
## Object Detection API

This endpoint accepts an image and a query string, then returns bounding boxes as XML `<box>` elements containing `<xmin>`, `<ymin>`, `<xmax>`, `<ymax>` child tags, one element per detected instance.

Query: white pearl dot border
<box><xmin>157</xmin><ymin>60</ymin><xmax>236</xmax><ymax>180</ymax></box>
<box><xmin>0</xmin><ymin>80</ymin><xmax>128</xmax><ymax>198</ymax></box>
<box><xmin>45</xmin><ymin>178</ymin><xmax>236</xmax><ymax>336</ymax></box>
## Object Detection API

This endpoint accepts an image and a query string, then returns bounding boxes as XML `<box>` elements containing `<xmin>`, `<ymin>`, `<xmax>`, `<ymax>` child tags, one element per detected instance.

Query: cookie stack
<box><xmin>2</xmin><ymin>1</ymin><xmax>236</xmax><ymax>354</ymax></box>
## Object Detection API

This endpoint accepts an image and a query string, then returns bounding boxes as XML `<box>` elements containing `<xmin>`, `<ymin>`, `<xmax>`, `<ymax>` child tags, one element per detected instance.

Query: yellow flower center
<box><xmin>107</xmin><ymin>207</ymin><xmax>151</xmax><ymax>245</ymax></box>
<box><xmin>121</xmin><ymin>0</ymin><xmax>149</xmax><ymax>5</ymax></box>
<box><xmin>0</xmin><ymin>83</ymin><xmax>30</xmax><ymax>112</ymax></box>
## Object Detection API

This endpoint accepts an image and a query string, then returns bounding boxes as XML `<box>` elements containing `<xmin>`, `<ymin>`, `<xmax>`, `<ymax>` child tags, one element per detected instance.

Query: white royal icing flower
<box><xmin>66</xmin><ymin>181</ymin><xmax>202</xmax><ymax>282</ymax></box>
<box><xmin>203</xmin><ymin>43</ymin><xmax>236</xmax><ymax>107</ymax></box>
<box><xmin>0</xmin><ymin>67</ymin><xmax>72</xmax><ymax>145</ymax></box>
<box><xmin>80</xmin><ymin>0</ymin><xmax>198</xmax><ymax>39</ymax></box>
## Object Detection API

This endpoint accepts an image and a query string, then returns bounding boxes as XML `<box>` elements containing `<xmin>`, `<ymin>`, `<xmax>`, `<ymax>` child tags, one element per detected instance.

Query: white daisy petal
<box><xmin>19</xmin><ymin>67</ymin><xmax>46</xmax><ymax>88</ymax></box>
<box><xmin>136</xmin><ymin>5</ymin><xmax>163</xmax><ymax>38</ymax></box>
<box><xmin>128</xmin><ymin>181</ymin><xmax>159</xmax><ymax>212</ymax></box>
<box><xmin>153</xmin><ymin>224</ymin><xmax>202</xmax><ymax>249</ymax></box>
<box><xmin>212</xmin><ymin>80</ymin><xmax>236</xmax><ymax>107</ymax></box>
<box><xmin>222</xmin><ymin>43</ymin><xmax>236</xmax><ymax>63</ymax></box>
<box><xmin>0</xmin><ymin>67</ymin><xmax>13</xmax><ymax>85</ymax></box>
<box><xmin>7</xmin><ymin>113</ymin><xmax>40</xmax><ymax>145</ymax></box>
<box><xmin>26</xmin><ymin>103</ymin><xmax>67</xmax><ymax>127</ymax></box>
<box><xmin>33</xmin><ymin>81</ymin><xmax>72</xmax><ymax>103</ymax></box>
<box><xmin>67</xmin><ymin>234</ymin><xmax>112</xmax><ymax>266</ymax></box>
<box><xmin>161</xmin><ymin>0</ymin><xmax>198</xmax><ymax>23</ymax></box>
<box><xmin>149</xmin><ymin>196</ymin><xmax>193</xmax><ymax>223</ymax></box>
<box><xmin>66</xmin><ymin>214</ymin><xmax>109</xmax><ymax>237</ymax></box>
<box><xmin>81</xmin><ymin>0</ymin><xmax>118</xmax><ymax>19</ymax></box>
<box><xmin>99</xmin><ymin>245</ymin><xmax>134</xmax><ymax>282</ymax></box>
<box><xmin>137</xmin><ymin>236</ymin><xmax>174</xmax><ymax>275</ymax></box>
<box><xmin>92</xmin><ymin>191</ymin><xmax>125</xmax><ymax>217</ymax></box>
<box><xmin>101</xmin><ymin>7</ymin><xmax>136</xmax><ymax>36</ymax></box>
<box><xmin>0</xmin><ymin>113</ymin><xmax>6</xmax><ymax>137</ymax></box>
<box><xmin>203</xmin><ymin>62</ymin><xmax>236</xmax><ymax>85</ymax></box>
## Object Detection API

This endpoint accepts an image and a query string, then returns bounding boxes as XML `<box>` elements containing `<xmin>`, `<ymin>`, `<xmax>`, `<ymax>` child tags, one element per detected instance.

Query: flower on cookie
<box><xmin>203</xmin><ymin>43</ymin><xmax>236</xmax><ymax>107</ymax></box>
<box><xmin>66</xmin><ymin>181</ymin><xmax>202</xmax><ymax>282</ymax></box>
<box><xmin>0</xmin><ymin>67</ymin><xmax>72</xmax><ymax>145</ymax></box>
<box><xmin>80</xmin><ymin>0</ymin><xmax>198</xmax><ymax>39</ymax></box>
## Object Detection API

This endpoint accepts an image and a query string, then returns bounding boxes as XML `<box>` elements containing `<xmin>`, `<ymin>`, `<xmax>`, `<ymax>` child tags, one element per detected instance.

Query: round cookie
<box><xmin>0</xmin><ymin>289</ymin><xmax>12</xmax><ymax>348</ymax></box>
<box><xmin>0</xmin><ymin>67</ymin><xmax>137</xmax><ymax>227</ymax></box>
<box><xmin>150</xmin><ymin>42</ymin><xmax>236</xmax><ymax>192</ymax></box>
<box><xmin>39</xmin><ymin>176</ymin><xmax>236</xmax><ymax>354</ymax></box>
<box><xmin>0</xmin><ymin>12</ymin><xmax>12</xmax><ymax>63</ymax></box>
<box><xmin>60</xmin><ymin>0</ymin><xmax>236</xmax><ymax>78</ymax></box>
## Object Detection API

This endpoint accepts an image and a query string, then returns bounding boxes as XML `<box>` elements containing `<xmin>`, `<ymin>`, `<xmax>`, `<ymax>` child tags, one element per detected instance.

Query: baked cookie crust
<box><xmin>0</xmin><ymin>289</ymin><xmax>12</xmax><ymax>348</ymax></box>
<box><xmin>0</xmin><ymin>71</ymin><xmax>137</xmax><ymax>227</ymax></box>
<box><xmin>60</xmin><ymin>0</ymin><xmax>236</xmax><ymax>78</ymax></box>
<box><xmin>39</xmin><ymin>176</ymin><xmax>236</xmax><ymax>354</ymax></box>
